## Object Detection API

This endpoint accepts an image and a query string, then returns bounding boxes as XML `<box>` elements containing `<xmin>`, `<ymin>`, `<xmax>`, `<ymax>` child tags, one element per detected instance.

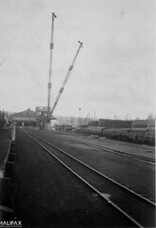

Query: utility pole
<box><xmin>47</xmin><ymin>12</ymin><xmax>57</xmax><ymax>119</ymax></box>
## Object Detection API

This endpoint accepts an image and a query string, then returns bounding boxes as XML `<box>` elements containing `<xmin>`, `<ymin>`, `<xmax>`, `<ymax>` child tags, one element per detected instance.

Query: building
<box><xmin>35</xmin><ymin>106</ymin><xmax>56</xmax><ymax>130</ymax></box>
<box><xmin>98</xmin><ymin>119</ymin><xmax>132</xmax><ymax>128</ymax></box>
<box><xmin>12</xmin><ymin>109</ymin><xmax>38</xmax><ymax>127</ymax></box>
<box><xmin>11</xmin><ymin>107</ymin><xmax>56</xmax><ymax>129</ymax></box>
<box><xmin>132</xmin><ymin>119</ymin><xmax>155</xmax><ymax>128</ymax></box>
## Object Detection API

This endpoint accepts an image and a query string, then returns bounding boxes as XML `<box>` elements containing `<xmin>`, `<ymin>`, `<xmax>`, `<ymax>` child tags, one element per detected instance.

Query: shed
<box><xmin>12</xmin><ymin>109</ymin><xmax>37</xmax><ymax>127</ymax></box>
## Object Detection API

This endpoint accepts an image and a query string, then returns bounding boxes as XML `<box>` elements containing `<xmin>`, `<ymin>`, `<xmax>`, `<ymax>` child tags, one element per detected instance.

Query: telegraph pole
<box><xmin>47</xmin><ymin>12</ymin><xmax>56</xmax><ymax>119</ymax></box>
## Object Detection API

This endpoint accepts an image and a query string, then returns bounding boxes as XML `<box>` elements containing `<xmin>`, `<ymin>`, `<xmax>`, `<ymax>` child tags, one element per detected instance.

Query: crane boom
<box><xmin>50</xmin><ymin>41</ymin><xmax>83</xmax><ymax>116</ymax></box>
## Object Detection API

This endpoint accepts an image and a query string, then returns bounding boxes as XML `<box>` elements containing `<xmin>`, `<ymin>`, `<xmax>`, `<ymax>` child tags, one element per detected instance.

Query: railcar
<box><xmin>102</xmin><ymin>128</ymin><xmax>155</xmax><ymax>146</ymax></box>
<box><xmin>75</xmin><ymin>124</ymin><xmax>155</xmax><ymax>146</ymax></box>
<box><xmin>77</xmin><ymin>126</ymin><xmax>104</xmax><ymax>137</ymax></box>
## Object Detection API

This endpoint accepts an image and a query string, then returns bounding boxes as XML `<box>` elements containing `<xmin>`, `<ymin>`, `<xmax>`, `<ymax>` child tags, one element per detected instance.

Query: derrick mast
<box><xmin>47</xmin><ymin>12</ymin><xmax>56</xmax><ymax>119</ymax></box>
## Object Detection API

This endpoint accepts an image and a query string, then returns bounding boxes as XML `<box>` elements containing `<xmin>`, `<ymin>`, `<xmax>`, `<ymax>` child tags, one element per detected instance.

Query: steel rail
<box><xmin>27</xmin><ymin>129</ymin><xmax>155</xmax><ymax>164</ymax></box>
<box><xmin>59</xmin><ymin>135</ymin><xmax>155</xmax><ymax>165</ymax></box>
<box><xmin>26</xmin><ymin>132</ymin><xmax>144</xmax><ymax>228</ymax></box>
<box><xmin>30</xmin><ymin>133</ymin><xmax>156</xmax><ymax>207</ymax></box>
<box><xmin>89</xmin><ymin>144</ymin><xmax>155</xmax><ymax>165</ymax></box>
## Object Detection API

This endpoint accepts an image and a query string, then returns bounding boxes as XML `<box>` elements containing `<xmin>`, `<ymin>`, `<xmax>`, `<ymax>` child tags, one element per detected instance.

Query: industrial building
<box><xmin>11</xmin><ymin>108</ymin><xmax>56</xmax><ymax>129</ymax></box>
<box><xmin>132</xmin><ymin>119</ymin><xmax>155</xmax><ymax>128</ymax></box>
<box><xmin>35</xmin><ymin>106</ymin><xmax>56</xmax><ymax>130</ymax></box>
<box><xmin>12</xmin><ymin>109</ymin><xmax>38</xmax><ymax>127</ymax></box>
<box><xmin>98</xmin><ymin>119</ymin><xmax>132</xmax><ymax>128</ymax></box>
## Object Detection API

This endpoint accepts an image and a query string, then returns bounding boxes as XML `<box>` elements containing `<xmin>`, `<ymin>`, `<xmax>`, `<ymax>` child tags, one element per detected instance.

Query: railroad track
<box><xmin>28</xmin><ymin>130</ymin><xmax>155</xmax><ymax>165</ymax></box>
<box><xmin>53</xmin><ymin>134</ymin><xmax>155</xmax><ymax>165</ymax></box>
<box><xmin>25</xmin><ymin>130</ymin><xmax>155</xmax><ymax>228</ymax></box>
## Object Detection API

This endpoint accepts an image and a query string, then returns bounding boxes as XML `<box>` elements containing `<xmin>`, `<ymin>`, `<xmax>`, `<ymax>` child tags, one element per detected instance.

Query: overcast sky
<box><xmin>0</xmin><ymin>0</ymin><xmax>155</xmax><ymax>119</ymax></box>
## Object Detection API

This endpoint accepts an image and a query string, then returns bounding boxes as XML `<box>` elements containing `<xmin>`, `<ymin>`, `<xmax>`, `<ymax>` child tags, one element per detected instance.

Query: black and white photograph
<box><xmin>0</xmin><ymin>0</ymin><xmax>155</xmax><ymax>227</ymax></box>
